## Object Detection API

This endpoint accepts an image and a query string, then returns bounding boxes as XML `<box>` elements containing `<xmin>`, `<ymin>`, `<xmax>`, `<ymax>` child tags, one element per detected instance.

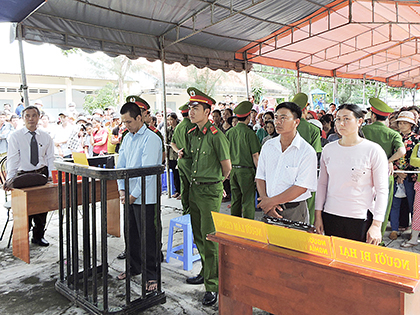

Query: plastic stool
<box><xmin>166</xmin><ymin>214</ymin><xmax>200</xmax><ymax>271</ymax></box>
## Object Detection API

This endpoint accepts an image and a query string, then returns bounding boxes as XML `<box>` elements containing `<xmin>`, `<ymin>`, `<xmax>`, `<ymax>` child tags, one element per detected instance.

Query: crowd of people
<box><xmin>3</xmin><ymin>88</ymin><xmax>420</xmax><ymax>307</ymax></box>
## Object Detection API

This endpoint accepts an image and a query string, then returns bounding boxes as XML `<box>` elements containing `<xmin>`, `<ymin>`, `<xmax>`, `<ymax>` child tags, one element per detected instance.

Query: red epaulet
<box><xmin>148</xmin><ymin>125</ymin><xmax>158</xmax><ymax>133</ymax></box>
<box><xmin>188</xmin><ymin>126</ymin><xmax>197</xmax><ymax>134</ymax></box>
<box><xmin>210</xmin><ymin>125</ymin><xmax>218</xmax><ymax>135</ymax></box>
<box><xmin>202</xmin><ymin>127</ymin><xmax>207</xmax><ymax>134</ymax></box>
<box><xmin>209</xmin><ymin>119</ymin><xmax>215</xmax><ymax>124</ymax></box>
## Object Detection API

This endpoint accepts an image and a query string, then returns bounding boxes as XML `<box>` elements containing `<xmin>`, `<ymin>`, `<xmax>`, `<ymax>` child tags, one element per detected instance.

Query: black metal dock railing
<box><xmin>54</xmin><ymin>160</ymin><xmax>166</xmax><ymax>314</ymax></box>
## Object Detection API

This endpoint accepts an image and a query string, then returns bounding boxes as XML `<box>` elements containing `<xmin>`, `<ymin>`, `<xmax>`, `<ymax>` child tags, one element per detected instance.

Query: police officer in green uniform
<box><xmin>292</xmin><ymin>93</ymin><xmax>322</xmax><ymax>224</ymax></box>
<box><xmin>226</xmin><ymin>101</ymin><xmax>261</xmax><ymax>219</ymax></box>
<box><xmin>362</xmin><ymin>97</ymin><xmax>405</xmax><ymax>240</ymax></box>
<box><xmin>171</xmin><ymin>103</ymin><xmax>194</xmax><ymax>215</ymax></box>
<box><xmin>185</xmin><ymin>87</ymin><xmax>231</xmax><ymax>306</ymax></box>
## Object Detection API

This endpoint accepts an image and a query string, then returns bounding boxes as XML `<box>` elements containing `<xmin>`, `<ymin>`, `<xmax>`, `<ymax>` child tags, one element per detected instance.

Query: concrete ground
<box><xmin>0</xmin><ymin>192</ymin><xmax>419</xmax><ymax>315</ymax></box>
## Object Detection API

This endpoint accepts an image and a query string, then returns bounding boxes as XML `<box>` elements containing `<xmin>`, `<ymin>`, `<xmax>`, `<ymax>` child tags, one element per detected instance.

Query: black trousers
<box><xmin>18</xmin><ymin>166</ymin><xmax>48</xmax><ymax>240</ymax></box>
<box><xmin>168</xmin><ymin>160</ymin><xmax>180</xmax><ymax>194</ymax></box>
<box><xmin>128</xmin><ymin>203</ymin><xmax>158</xmax><ymax>281</ymax></box>
<box><xmin>322</xmin><ymin>211</ymin><xmax>373</xmax><ymax>242</ymax></box>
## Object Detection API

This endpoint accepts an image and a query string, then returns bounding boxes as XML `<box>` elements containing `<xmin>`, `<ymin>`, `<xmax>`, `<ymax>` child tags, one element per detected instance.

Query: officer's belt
<box><xmin>280</xmin><ymin>201</ymin><xmax>302</xmax><ymax>209</ymax></box>
<box><xmin>192</xmin><ymin>180</ymin><xmax>221</xmax><ymax>186</ymax></box>
<box><xmin>232</xmin><ymin>165</ymin><xmax>252</xmax><ymax>169</ymax></box>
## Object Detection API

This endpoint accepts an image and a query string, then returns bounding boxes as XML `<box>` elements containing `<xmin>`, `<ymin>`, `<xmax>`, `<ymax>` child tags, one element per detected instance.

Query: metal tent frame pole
<box><xmin>244</xmin><ymin>56</ymin><xmax>250</xmax><ymax>98</ymax></box>
<box><xmin>160</xmin><ymin>44</ymin><xmax>171</xmax><ymax>198</ymax></box>
<box><xmin>363</xmin><ymin>75</ymin><xmax>366</xmax><ymax>107</ymax></box>
<box><xmin>17</xmin><ymin>23</ymin><xmax>29</xmax><ymax>106</ymax></box>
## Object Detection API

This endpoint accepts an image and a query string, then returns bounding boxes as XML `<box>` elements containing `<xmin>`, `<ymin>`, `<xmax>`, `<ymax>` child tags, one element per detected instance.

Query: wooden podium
<box><xmin>11</xmin><ymin>180</ymin><xmax>120</xmax><ymax>263</ymax></box>
<box><xmin>208</xmin><ymin>232</ymin><xmax>420</xmax><ymax>315</ymax></box>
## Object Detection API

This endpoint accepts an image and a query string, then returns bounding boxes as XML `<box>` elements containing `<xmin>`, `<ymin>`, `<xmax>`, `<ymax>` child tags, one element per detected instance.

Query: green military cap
<box><xmin>126</xmin><ymin>95</ymin><xmax>150</xmax><ymax>110</ymax></box>
<box><xmin>369</xmin><ymin>97</ymin><xmax>393</xmax><ymax>117</ymax></box>
<box><xmin>179</xmin><ymin>102</ymin><xmax>190</xmax><ymax>114</ymax></box>
<box><xmin>291</xmin><ymin>93</ymin><xmax>309</xmax><ymax>110</ymax></box>
<box><xmin>187</xmin><ymin>87</ymin><xmax>216</xmax><ymax>108</ymax></box>
<box><xmin>233</xmin><ymin>101</ymin><xmax>253</xmax><ymax>117</ymax></box>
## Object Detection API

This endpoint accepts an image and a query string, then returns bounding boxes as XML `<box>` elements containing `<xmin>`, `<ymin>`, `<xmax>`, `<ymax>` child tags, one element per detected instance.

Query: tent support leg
<box><xmin>297</xmin><ymin>69</ymin><xmax>301</xmax><ymax>93</ymax></box>
<box><xmin>245</xmin><ymin>59</ymin><xmax>250</xmax><ymax>98</ymax></box>
<box><xmin>362</xmin><ymin>75</ymin><xmax>366</xmax><ymax>107</ymax></box>
<box><xmin>18</xmin><ymin>23</ymin><xmax>29</xmax><ymax>106</ymax></box>
<box><xmin>161</xmin><ymin>48</ymin><xmax>171</xmax><ymax>198</ymax></box>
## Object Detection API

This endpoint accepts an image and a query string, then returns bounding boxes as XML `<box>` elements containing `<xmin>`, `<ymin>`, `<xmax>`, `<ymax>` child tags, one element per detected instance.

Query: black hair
<box><xmin>22</xmin><ymin>105</ymin><xmax>40</xmax><ymax>116</ymax></box>
<box><xmin>320</xmin><ymin>113</ymin><xmax>335</xmax><ymax>129</ymax></box>
<box><xmin>0</xmin><ymin>111</ymin><xmax>7</xmax><ymax>116</ymax></box>
<box><xmin>275</xmin><ymin>102</ymin><xmax>302</xmax><ymax>119</ymax></box>
<box><xmin>120</xmin><ymin>102</ymin><xmax>141</xmax><ymax>119</ymax></box>
<box><xmin>372</xmin><ymin>112</ymin><xmax>387</xmax><ymax>121</ymax></box>
<box><xmin>212</xmin><ymin>109</ymin><xmax>221</xmax><ymax>116</ymax></box>
<box><xmin>224</xmin><ymin>108</ymin><xmax>233</xmax><ymax>116</ymax></box>
<box><xmin>407</xmin><ymin>106</ymin><xmax>420</xmax><ymax>118</ymax></box>
<box><xmin>85</xmin><ymin>122</ymin><xmax>93</xmax><ymax>128</ymax></box>
<box><xmin>167</xmin><ymin>112</ymin><xmax>178</xmax><ymax>120</ymax></box>
<box><xmin>151</xmin><ymin>116</ymin><xmax>157</xmax><ymax>124</ymax></box>
<box><xmin>264</xmin><ymin>111</ymin><xmax>275</xmax><ymax>120</ymax></box>
<box><xmin>336</xmin><ymin>103</ymin><xmax>365</xmax><ymax>138</ymax></box>
<box><xmin>337</xmin><ymin>104</ymin><xmax>365</xmax><ymax>119</ymax></box>
<box><xmin>264</xmin><ymin>120</ymin><xmax>276</xmax><ymax>135</ymax></box>
<box><xmin>181</xmin><ymin>112</ymin><xmax>189</xmax><ymax>118</ymax></box>
<box><xmin>238</xmin><ymin>115</ymin><xmax>248</xmax><ymax>122</ymax></box>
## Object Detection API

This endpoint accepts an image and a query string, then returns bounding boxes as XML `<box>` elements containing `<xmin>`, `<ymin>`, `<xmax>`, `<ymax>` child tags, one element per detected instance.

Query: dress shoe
<box><xmin>202</xmin><ymin>291</ymin><xmax>217</xmax><ymax>306</ymax></box>
<box><xmin>31</xmin><ymin>237</ymin><xmax>49</xmax><ymax>247</ymax></box>
<box><xmin>186</xmin><ymin>274</ymin><xmax>204</xmax><ymax>285</ymax></box>
<box><xmin>389</xmin><ymin>231</ymin><xmax>398</xmax><ymax>240</ymax></box>
<box><xmin>117</xmin><ymin>251</ymin><xmax>126</xmax><ymax>259</ymax></box>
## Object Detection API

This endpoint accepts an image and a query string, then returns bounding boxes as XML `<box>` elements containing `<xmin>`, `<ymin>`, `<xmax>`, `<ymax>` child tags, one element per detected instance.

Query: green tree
<box><xmin>187</xmin><ymin>66</ymin><xmax>225</xmax><ymax>97</ymax></box>
<box><xmin>86</xmin><ymin>55</ymin><xmax>144</xmax><ymax>107</ymax></box>
<box><xmin>83</xmin><ymin>83</ymin><xmax>118</xmax><ymax>114</ymax></box>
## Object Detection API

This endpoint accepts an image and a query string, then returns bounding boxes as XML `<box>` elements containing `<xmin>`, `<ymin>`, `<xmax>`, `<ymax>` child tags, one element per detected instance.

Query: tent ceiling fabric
<box><xmin>17</xmin><ymin>0</ymin><xmax>333</xmax><ymax>72</ymax></box>
<box><xmin>238</xmin><ymin>0</ymin><xmax>420</xmax><ymax>88</ymax></box>
<box><xmin>0</xmin><ymin>0</ymin><xmax>45</xmax><ymax>23</ymax></box>
<box><xmin>17</xmin><ymin>0</ymin><xmax>420</xmax><ymax>88</ymax></box>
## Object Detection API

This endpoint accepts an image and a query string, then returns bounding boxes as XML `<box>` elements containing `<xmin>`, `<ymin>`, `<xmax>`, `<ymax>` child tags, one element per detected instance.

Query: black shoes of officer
<box><xmin>117</xmin><ymin>251</ymin><xmax>126</xmax><ymax>259</ymax></box>
<box><xmin>202</xmin><ymin>291</ymin><xmax>217</xmax><ymax>306</ymax></box>
<box><xmin>186</xmin><ymin>274</ymin><xmax>204</xmax><ymax>285</ymax></box>
<box><xmin>31</xmin><ymin>237</ymin><xmax>49</xmax><ymax>247</ymax></box>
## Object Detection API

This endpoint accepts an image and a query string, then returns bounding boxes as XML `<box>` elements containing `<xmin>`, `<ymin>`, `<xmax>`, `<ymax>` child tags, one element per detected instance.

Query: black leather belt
<box><xmin>232</xmin><ymin>165</ymin><xmax>252</xmax><ymax>169</ymax></box>
<box><xmin>282</xmin><ymin>201</ymin><xmax>302</xmax><ymax>209</ymax></box>
<box><xmin>192</xmin><ymin>180</ymin><xmax>221</xmax><ymax>186</ymax></box>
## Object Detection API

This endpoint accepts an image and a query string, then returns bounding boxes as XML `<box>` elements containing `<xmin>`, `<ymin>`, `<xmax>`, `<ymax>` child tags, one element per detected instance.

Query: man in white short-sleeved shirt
<box><xmin>256</xmin><ymin>102</ymin><xmax>317</xmax><ymax>224</ymax></box>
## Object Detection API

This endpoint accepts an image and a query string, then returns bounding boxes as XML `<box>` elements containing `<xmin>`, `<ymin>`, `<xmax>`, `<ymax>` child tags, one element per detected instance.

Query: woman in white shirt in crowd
<box><xmin>314</xmin><ymin>104</ymin><xmax>388</xmax><ymax>245</ymax></box>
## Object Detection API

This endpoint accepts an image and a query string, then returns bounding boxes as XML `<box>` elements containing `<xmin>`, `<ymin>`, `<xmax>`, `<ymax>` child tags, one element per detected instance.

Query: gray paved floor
<box><xmin>0</xmin><ymin>192</ymin><xmax>418</xmax><ymax>315</ymax></box>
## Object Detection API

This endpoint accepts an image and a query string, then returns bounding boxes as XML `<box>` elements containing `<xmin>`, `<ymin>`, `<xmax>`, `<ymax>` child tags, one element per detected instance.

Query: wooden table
<box><xmin>208</xmin><ymin>232</ymin><xmax>420</xmax><ymax>315</ymax></box>
<box><xmin>11</xmin><ymin>180</ymin><xmax>120</xmax><ymax>263</ymax></box>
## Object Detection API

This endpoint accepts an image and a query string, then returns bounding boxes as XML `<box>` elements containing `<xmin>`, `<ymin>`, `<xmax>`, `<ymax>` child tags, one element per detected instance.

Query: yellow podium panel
<box><xmin>332</xmin><ymin>237</ymin><xmax>419</xmax><ymax>279</ymax></box>
<box><xmin>266</xmin><ymin>224</ymin><xmax>333</xmax><ymax>259</ymax></box>
<box><xmin>212</xmin><ymin>212</ymin><xmax>268</xmax><ymax>244</ymax></box>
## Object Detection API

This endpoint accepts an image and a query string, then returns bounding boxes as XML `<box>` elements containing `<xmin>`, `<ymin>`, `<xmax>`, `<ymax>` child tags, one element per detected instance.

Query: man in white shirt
<box><xmin>4</xmin><ymin>106</ymin><xmax>55</xmax><ymax>246</ymax></box>
<box><xmin>0</xmin><ymin>111</ymin><xmax>13</xmax><ymax>157</ymax></box>
<box><xmin>54</xmin><ymin>112</ymin><xmax>73</xmax><ymax>158</ymax></box>
<box><xmin>256</xmin><ymin>102</ymin><xmax>317</xmax><ymax>223</ymax></box>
